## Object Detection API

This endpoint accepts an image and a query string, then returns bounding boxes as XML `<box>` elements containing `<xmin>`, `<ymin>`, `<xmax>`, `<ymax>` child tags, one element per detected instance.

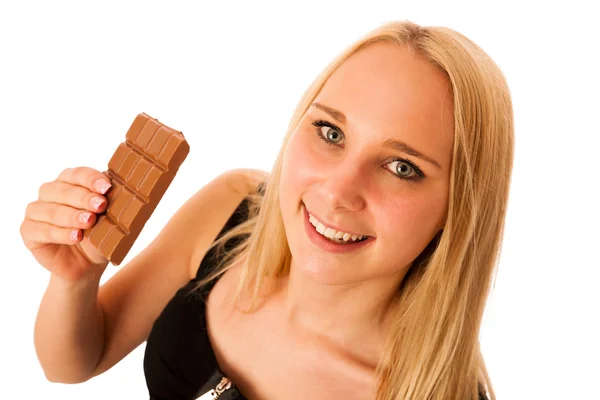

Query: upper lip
<box><xmin>304</xmin><ymin>203</ymin><xmax>372</xmax><ymax>237</ymax></box>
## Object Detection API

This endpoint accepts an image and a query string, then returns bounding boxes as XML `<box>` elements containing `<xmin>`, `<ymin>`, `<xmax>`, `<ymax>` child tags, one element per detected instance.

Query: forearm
<box><xmin>34</xmin><ymin>271</ymin><xmax>106</xmax><ymax>383</ymax></box>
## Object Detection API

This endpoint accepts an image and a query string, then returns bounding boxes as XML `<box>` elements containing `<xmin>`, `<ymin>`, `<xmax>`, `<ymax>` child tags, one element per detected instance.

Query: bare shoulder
<box><xmin>88</xmin><ymin>169</ymin><xmax>255</xmax><ymax>379</ymax></box>
<box><xmin>231</xmin><ymin>168</ymin><xmax>270</xmax><ymax>194</ymax></box>
<box><xmin>186</xmin><ymin>168</ymin><xmax>268</xmax><ymax>279</ymax></box>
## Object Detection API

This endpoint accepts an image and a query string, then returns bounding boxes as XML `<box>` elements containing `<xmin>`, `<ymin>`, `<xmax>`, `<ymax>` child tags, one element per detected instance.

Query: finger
<box><xmin>38</xmin><ymin>181</ymin><xmax>108</xmax><ymax>213</ymax></box>
<box><xmin>25</xmin><ymin>201</ymin><xmax>97</xmax><ymax>229</ymax></box>
<box><xmin>20</xmin><ymin>219</ymin><xmax>82</xmax><ymax>248</ymax></box>
<box><xmin>56</xmin><ymin>167</ymin><xmax>112</xmax><ymax>195</ymax></box>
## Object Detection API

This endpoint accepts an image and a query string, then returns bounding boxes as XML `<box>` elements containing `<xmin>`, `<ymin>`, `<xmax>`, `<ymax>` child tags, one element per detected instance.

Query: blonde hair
<box><xmin>193</xmin><ymin>20</ymin><xmax>514</xmax><ymax>400</ymax></box>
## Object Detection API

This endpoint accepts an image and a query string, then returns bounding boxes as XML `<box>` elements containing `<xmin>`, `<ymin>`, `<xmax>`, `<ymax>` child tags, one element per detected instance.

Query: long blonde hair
<box><xmin>193</xmin><ymin>20</ymin><xmax>514</xmax><ymax>400</ymax></box>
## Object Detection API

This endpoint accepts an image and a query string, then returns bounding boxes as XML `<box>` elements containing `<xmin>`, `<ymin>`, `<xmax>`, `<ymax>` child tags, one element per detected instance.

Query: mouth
<box><xmin>302</xmin><ymin>202</ymin><xmax>375</xmax><ymax>253</ymax></box>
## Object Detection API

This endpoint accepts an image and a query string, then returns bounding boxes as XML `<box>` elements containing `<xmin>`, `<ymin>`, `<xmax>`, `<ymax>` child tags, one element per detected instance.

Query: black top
<box><xmin>144</xmin><ymin>196</ymin><xmax>251</xmax><ymax>400</ymax></box>
<box><xmin>142</xmin><ymin>193</ymin><xmax>489</xmax><ymax>400</ymax></box>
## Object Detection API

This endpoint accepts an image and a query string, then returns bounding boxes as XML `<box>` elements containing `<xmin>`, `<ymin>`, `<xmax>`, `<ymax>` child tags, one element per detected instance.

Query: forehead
<box><xmin>313</xmin><ymin>42</ymin><xmax>454</xmax><ymax>165</ymax></box>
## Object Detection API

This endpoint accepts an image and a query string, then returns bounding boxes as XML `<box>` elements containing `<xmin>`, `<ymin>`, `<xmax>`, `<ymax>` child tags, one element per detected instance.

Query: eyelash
<box><xmin>311</xmin><ymin>119</ymin><xmax>426</xmax><ymax>182</ymax></box>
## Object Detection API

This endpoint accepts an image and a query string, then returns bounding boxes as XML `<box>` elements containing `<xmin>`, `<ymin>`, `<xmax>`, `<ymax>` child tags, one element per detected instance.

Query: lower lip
<box><xmin>303</xmin><ymin>204</ymin><xmax>375</xmax><ymax>254</ymax></box>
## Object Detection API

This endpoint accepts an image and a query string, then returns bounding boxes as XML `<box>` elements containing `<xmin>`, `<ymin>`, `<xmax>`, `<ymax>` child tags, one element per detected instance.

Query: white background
<box><xmin>1</xmin><ymin>1</ymin><xmax>598</xmax><ymax>399</ymax></box>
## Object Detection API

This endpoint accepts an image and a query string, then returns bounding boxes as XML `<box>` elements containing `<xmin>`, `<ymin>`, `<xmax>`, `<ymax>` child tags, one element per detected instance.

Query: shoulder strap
<box><xmin>194</xmin><ymin>178</ymin><xmax>267</xmax><ymax>284</ymax></box>
<box><xmin>194</xmin><ymin>196</ymin><xmax>251</xmax><ymax>282</ymax></box>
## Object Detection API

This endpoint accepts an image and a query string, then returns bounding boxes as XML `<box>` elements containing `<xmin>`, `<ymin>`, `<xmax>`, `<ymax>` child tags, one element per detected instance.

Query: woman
<box><xmin>22</xmin><ymin>20</ymin><xmax>513</xmax><ymax>400</ymax></box>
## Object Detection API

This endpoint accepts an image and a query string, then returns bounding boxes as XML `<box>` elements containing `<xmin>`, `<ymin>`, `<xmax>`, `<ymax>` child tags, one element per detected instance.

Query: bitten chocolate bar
<box><xmin>84</xmin><ymin>113</ymin><xmax>190</xmax><ymax>265</ymax></box>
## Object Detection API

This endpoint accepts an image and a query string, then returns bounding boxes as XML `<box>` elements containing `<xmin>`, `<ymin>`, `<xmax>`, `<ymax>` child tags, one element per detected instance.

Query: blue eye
<box><xmin>313</xmin><ymin>120</ymin><xmax>343</xmax><ymax>145</ymax></box>
<box><xmin>386</xmin><ymin>158</ymin><xmax>424</xmax><ymax>181</ymax></box>
<box><xmin>311</xmin><ymin>119</ymin><xmax>426</xmax><ymax>182</ymax></box>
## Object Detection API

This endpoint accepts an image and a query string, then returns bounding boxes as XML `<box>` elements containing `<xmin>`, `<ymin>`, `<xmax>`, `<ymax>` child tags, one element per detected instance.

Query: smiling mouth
<box><xmin>303</xmin><ymin>203</ymin><xmax>371</xmax><ymax>244</ymax></box>
<box><xmin>308</xmin><ymin>216</ymin><xmax>370</xmax><ymax>244</ymax></box>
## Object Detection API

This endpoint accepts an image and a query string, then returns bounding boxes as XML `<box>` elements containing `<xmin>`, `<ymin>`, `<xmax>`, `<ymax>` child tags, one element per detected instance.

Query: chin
<box><xmin>290</xmin><ymin>257</ymin><xmax>367</xmax><ymax>287</ymax></box>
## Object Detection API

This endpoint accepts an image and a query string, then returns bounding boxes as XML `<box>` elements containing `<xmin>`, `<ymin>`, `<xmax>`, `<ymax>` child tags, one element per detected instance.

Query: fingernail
<box><xmin>79</xmin><ymin>212</ymin><xmax>92</xmax><ymax>223</ymax></box>
<box><xmin>70</xmin><ymin>229</ymin><xmax>81</xmax><ymax>241</ymax></box>
<box><xmin>94</xmin><ymin>179</ymin><xmax>112</xmax><ymax>194</ymax></box>
<box><xmin>91</xmin><ymin>196</ymin><xmax>105</xmax><ymax>210</ymax></box>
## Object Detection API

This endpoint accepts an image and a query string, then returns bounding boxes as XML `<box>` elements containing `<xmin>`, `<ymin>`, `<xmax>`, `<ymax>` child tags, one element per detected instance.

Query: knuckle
<box><xmin>19</xmin><ymin>219</ymin><xmax>28</xmax><ymax>239</ymax></box>
<box><xmin>55</xmin><ymin>182</ymin><xmax>70</xmax><ymax>201</ymax></box>
<box><xmin>73</xmin><ymin>166</ymin><xmax>87</xmax><ymax>181</ymax></box>
<box><xmin>79</xmin><ymin>166</ymin><xmax>96</xmax><ymax>180</ymax></box>
<box><xmin>25</xmin><ymin>201</ymin><xmax>35</xmax><ymax>217</ymax></box>
<box><xmin>59</xmin><ymin>167</ymin><xmax>72</xmax><ymax>178</ymax></box>
<box><xmin>20</xmin><ymin>220</ymin><xmax>39</xmax><ymax>244</ymax></box>
<box><xmin>38</xmin><ymin>182</ymin><xmax>50</xmax><ymax>198</ymax></box>
<box><xmin>26</xmin><ymin>201</ymin><xmax>44</xmax><ymax>220</ymax></box>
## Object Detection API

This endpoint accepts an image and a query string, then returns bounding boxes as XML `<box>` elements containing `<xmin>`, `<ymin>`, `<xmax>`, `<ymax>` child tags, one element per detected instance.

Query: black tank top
<box><xmin>143</xmin><ymin>195</ymin><xmax>252</xmax><ymax>400</ymax></box>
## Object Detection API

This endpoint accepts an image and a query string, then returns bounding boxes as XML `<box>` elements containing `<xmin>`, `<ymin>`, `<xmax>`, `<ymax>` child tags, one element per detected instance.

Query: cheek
<box><xmin>280</xmin><ymin>130</ymin><xmax>318</xmax><ymax>189</ymax></box>
<box><xmin>377</xmin><ymin>194</ymin><xmax>445</xmax><ymax>249</ymax></box>
<box><xmin>279</xmin><ymin>132</ymin><xmax>311</xmax><ymax>213</ymax></box>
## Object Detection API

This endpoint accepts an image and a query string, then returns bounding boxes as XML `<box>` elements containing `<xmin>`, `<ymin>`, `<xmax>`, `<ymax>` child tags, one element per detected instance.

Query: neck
<box><xmin>279</xmin><ymin>261</ymin><xmax>408</xmax><ymax>355</ymax></box>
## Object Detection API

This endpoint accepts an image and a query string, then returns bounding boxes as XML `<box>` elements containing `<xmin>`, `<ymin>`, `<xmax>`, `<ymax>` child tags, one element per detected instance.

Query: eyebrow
<box><xmin>310</xmin><ymin>102</ymin><xmax>442</xmax><ymax>169</ymax></box>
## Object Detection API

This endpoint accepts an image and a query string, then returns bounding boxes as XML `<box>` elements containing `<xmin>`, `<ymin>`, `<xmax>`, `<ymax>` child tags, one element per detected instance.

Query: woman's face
<box><xmin>279</xmin><ymin>42</ymin><xmax>455</xmax><ymax>286</ymax></box>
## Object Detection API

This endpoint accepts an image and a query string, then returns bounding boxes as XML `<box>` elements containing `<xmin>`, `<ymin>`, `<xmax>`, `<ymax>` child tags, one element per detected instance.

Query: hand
<box><xmin>21</xmin><ymin>167</ymin><xmax>113</xmax><ymax>283</ymax></box>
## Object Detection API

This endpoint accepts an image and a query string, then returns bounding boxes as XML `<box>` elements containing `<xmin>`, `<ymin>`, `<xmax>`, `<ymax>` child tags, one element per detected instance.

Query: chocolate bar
<box><xmin>84</xmin><ymin>113</ymin><xmax>190</xmax><ymax>265</ymax></box>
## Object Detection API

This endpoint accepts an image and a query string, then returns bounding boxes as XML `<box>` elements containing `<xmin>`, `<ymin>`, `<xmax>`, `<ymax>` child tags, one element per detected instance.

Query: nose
<box><xmin>317</xmin><ymin>163</ymin><xmax>367</xmax><ymax>212</ymax></box>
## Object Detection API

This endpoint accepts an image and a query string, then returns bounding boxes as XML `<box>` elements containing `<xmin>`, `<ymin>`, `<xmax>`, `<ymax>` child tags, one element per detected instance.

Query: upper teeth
<box><xmin>308</xmin><ymin>213</ymin><xmax>367</xmax><ymax>242</ymax></box>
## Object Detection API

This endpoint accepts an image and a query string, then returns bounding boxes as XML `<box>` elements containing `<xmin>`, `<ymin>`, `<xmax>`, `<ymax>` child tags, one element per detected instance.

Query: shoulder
<box><xmin>185</xmin><ymin>169</ymin><xmax>268</xmax><ymax>280</ymax></box>
<box><xmin>229</xmin><ymin>168</ymin><xmax>270</xmax><ymax>195</ymax></box>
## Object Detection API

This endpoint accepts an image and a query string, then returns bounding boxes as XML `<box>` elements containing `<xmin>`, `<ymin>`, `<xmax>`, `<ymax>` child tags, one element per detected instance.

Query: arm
<box><xmin>34</xmin><ymin>169</ymin><xmax>255</xmax><ymax>383</ymax></box>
